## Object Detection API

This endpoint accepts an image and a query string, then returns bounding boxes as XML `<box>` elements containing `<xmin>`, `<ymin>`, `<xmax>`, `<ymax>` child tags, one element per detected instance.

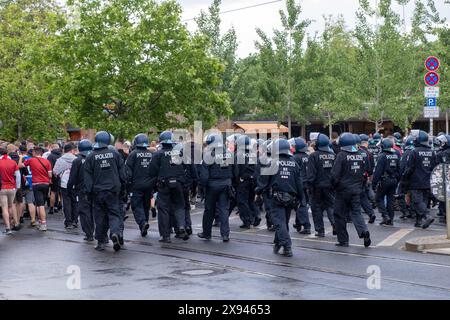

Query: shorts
<box><xmin>15</xmin><ymin>189</ymin><xmax>24</xmax><ymax>203</ymax></box>
<box><xmin>33</xmin><ymin>184</ymin><xmax>49</xmax><ymax>207</ymax></box>
<box><xmin>24</xmin><ymin>189</ymin><xmax>35</xmax><ymax>204</ymax></box>
<box><xmin>50</xmin><ymin>176</ymin><xmax>60</xmax><ymax>192</ymax></box>
<box><xmin>0</xmin><ymin>189</ymin><xmax>17</xmax><ymax>207</ymax></box>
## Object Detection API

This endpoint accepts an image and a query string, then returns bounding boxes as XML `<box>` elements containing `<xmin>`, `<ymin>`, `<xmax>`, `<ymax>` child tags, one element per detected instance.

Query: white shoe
<box><xmin>39</xmin><ymin>224</ymin><xmax>47</xmax><ymax>232</ymax></box>
<box><xmin>190</xmin><ymin>204</ymin><xmax>196</xmax><ymax>210</ymax></box>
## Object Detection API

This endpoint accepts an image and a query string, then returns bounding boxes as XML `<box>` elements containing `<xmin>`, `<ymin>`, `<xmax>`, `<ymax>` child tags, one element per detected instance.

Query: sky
<box><xmin>177</xmin><ymin>0</ymin><xmax>450</xmax><ymax>58</ymax></box>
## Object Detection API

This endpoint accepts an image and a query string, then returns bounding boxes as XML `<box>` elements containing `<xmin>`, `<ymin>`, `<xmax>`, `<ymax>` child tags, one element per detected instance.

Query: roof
<box><xmin>233</xmin><ymin>121</ymin><xmax>289</xmax><ymax>133</ymax></box>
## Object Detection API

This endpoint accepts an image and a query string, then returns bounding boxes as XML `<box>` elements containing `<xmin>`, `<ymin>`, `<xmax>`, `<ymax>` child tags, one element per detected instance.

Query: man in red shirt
<box><xmin>0</xmin><ymin>147</ymin><xmax>21</xmax><ymax>234</ymax></box>
<box><xmin>19</xmin><ymin>146</ymin><xmax>52</xmax><ymax>231</ymax></box>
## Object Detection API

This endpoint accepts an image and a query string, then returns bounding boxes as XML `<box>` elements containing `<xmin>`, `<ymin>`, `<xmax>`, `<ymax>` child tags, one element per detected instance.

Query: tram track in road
<box><xmin>43</xmin><ymin>227</ymin><xmax>450</xmax><ymax>296</ymax></box>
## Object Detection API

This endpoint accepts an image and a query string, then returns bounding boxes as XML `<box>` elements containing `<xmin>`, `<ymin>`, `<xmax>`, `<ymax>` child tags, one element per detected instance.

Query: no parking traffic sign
<box><xmin>425</xmin><ymin>56</ymin><xmax>440</xmax><ymax>71</ymax></box>
<box><xmin>424</xmin><ymin>71</ymin><xmax>440</xmax><ymax>87</ymax></box>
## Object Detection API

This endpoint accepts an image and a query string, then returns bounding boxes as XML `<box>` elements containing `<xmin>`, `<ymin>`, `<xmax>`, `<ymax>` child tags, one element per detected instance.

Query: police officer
<box><xmin>125</xmin><ymin>134</ymin><xmax>154</xmax><ymax>237</ymax></box>
<box><xmin>181</xmin><ymin>141</ymin><xmax>198</xmax><ymax>236</ymax></box>
<box><xmin>393</xmin><ymin>132</ymin><xmax>404</xmax><ymax>155</ymax></box>
<box><xmin>256</xmin><ymin>139</ymin><xmax>275</xmax><ymax>231</ymax></box>
<box><xmin>331</xmin><ymin>133</ymin><xmax>371</xmax><ymax>248</ymax></box>
<box><xmin>398</xmin><ymin>135</ymin><xmax>415</xmax><ymax>219</ymax></box>
<box><xmin>435</xmin><ymin>134</ymin><xmax>450</xmax><ymax>224</ymax></box>
<box><xmin>84</xmin><ymin>131</ymin><xmax>125</xmax><ymax>251</ymax></box>
<box><xmin>358</xmin><ymin>134</ymin><xmax>376</xmax><ymax>223</ymax></box>
<box><xmin>306</xmin><ymin>134</ymin><xmax>336</xmax><ymax>237</ymax></box>
<box><xmin>401</xmin><ymin>130</ymin><xmax>436</xmax><ymax>229</ymax></box>
<box><xmin>149</xmin><ymin>131</ymin><xmax>189</xmax><ymax>243</ymax></box>
<box><xmin>235</xmin><ymin>135</ymin><xmax>260</xmax><ymax>229</ymax></box>
<box><xmin>368</xmin><ymin>133</ymin><xmax>382</xmax><ymax>166</ymax></box>
<box><xmin>255</xmin><ymin>139</ymin><xmax>303</xmax><ymax>257</ymax></box>
<box><xmin>67</xmin><ymin>139</ymin><xmax>94</xmax><ymax>241</ymax></box>
<box><xmin>290</xmin><ymin>137</ymin><xmax>312</xmax><ymax>234</ymax></box>
<box><xmin>198</xmin><ymin>133</ymin><xmax>236</xmax><ymax>242</ymax></box>
<box><xmin>372</xmin><ymin>138</ymin><xmax>400</xmax><ymax>226</ymax></box>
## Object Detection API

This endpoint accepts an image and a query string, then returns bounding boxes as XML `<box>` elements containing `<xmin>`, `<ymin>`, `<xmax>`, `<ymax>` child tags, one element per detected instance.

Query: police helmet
<box><xmin>159</xmin><ymin>131</ymin><xmax>174</xmax><ymax>145</ymax></box>
<box><xmin>403</xmin><ymin>136</ymin><xmax>414</xmax><ymax>150</ymax></box>
<box><xmin>380</xmin><ymin>138</ymin><xmax>394</xmax><ymax>152</ymax></box>
<box><xmin>414</xmin><ymin>130</ymin><xmax>429</xmax><ymax>147</ymax></box>
<box><xmin>317</xmin><ymin>134</ymin><xmax>332</xmax><ymax>152</ymax></box>
<box><xmin>338</xmin><ymin>132</ymin><xmax>358</xmax><ymax>153</ymax></box>
<box><xmin>133</xmin><ymin>133</ymin><xmax>149</xmax><ymax>148</ymax></box>
<box><xmin>436</xmin><ymin>135</ymin><xmax>450</xmax><ymax>149</ymax></box>
<box><xmin>359</xmin><ymin>134</ymin><xmax>369</xmax><ymax>142</ymax></box>
<box><xmin>373</xmin><ymin>133</ymin><xmax>381</xmax><ymax>141</ymax></box>
<box><xmin>93</xmin><ymin>131</ymin><xmax>111</xmax><ymax>149</ymax></box>
<box><xmin>272</xmin><ymin>139</ymin><xmax>291</xmax><ymax>156</ymax></box>
<box><xmin>293</xmin><ymin>137</ymin><xmax>308</xmax><ymax>153</ymax></box>
<box><xmin>353</xmin><ymin>134</ymin><xmax>362</xmax><ymax>146</ymax></box>
<box><xmin>205</xmin><ymin>133</ymin><xmax>223</xmax><ymax>147</ymax></box>
<box><xmin>78</xmin><ymin>139</ymin><xmax>92</xmax><ymax>156</ymax></box>
<box><xmin>236</xmin><ymin>135</ymin><xmax>251</xmax><ymax>148</ymax></box>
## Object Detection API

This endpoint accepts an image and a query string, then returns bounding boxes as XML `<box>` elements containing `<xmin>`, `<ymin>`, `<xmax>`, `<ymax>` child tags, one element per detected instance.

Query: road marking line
<box><xmin>376</xmin><ymin>229</ymin><xmax>413</xmax><ymax>247</ymax></box>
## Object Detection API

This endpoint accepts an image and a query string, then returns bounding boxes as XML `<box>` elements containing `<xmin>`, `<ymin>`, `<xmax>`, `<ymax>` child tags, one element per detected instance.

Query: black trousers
<box><xmin>131</xmin><ymin>189</ymin><xmax>152</xmax><ymax>228</ymax></box>
<box><xmin>269</xmin><ymin>198</ymin><xmax>293</xmax><ymax>248</ymax></box>
<box><xmin>410</xmin><ymin>189</ymin><xmax>431</xmax><ymax>220</ymax></box>
<box><xmin>295</xmin><ymin>190</ymin><xmax>311</xmax><ymax>229</ymax></box>
<box><xmin>93</xmin><ymin>191</ymin><xmax>122</xmax><ymax>242</ymax></box>
<box><xmin>310</xmin><ymin>187</ymin><xmax>335</xmax><ymax>233</ymax></box>
<box><xmin>157</xmin><ymin>182</ymin><xmax>186</xmax><ymax>238</ymax></box>
<box><xmin>75</xmin><ymin>191</ymin><xmax>94</xmax><ymax>238</ymax></box>
<box><xmin>202</xmin><ymin>183</ymin><xmax>230</xmax><ymax>237</ymax></box>
<box><xmin>61</xmin><ymin>188</ymin><xmax>78</xmax><ymax>226</ymax></box>
<box><xmin>334</xmin><ymin>192</ymin><xmax>368</xmax><ymax>244</ymax></box>
<box><xmin>237</xmin><ymin>179</ymin><xmax>258</xmax><ymax>225</ymax></box>
<box><xmin>375</xmin><ymin>180</ymin><xmax>397</xmax><ymax>220</ymax></box>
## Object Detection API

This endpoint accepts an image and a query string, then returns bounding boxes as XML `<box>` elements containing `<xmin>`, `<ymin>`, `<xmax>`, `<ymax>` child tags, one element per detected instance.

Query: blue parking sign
<box><xmin>426</xmin><ymin>97</ymin><xmax>437</xmax><ymax>107</ymax></box>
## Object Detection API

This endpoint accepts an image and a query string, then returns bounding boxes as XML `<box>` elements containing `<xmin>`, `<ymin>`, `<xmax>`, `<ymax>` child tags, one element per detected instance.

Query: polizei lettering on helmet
<box><xmin>95</xmin><ymin>153</ymin><xmax>114</xmax><ymax>161</ymax></box>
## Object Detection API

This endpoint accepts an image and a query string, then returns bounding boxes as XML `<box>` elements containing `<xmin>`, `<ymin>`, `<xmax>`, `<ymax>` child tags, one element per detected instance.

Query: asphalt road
<box><xmin>1</xmin><ymin>204</ymin><xmax>449</xmax><ymax>300</ymax></box>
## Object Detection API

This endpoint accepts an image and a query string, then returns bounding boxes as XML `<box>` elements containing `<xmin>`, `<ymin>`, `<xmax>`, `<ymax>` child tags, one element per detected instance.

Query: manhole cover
<box><xmin>181</xmin><ymin>269</ymin><xmax>215</xmax><ymax>276</ymax></box>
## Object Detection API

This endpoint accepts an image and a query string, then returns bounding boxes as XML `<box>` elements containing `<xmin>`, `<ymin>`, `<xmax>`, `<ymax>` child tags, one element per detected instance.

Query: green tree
<box><xmin>0</xmin><ymin>0</ymin><xmax>68</xmax><ymax>141</ymax></box>
<box><xmin>56</xmin><ymin>0</ymin><xmax>231</xmax><ymax>139</ymax></box>
<box><xmin>254</xmin><ymin>0</ymin><xmax>310</xmax><ymax>137</ymax></box>
<box><xmin>355</xmin><ymin>0</ymin><xmax>421</xmax><ymax>132</ymax></box>
<box><xmin>305</xmin><ymin>16</ymin><xmax>362</xmax><ymax>137</ymax></box>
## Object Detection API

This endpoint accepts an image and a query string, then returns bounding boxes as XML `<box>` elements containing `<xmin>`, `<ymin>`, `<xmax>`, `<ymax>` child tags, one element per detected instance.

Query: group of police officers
<box><xmin>66</xmin><ymin>128</ymin><xmax>449</xmax><ymax>257</ymax></box>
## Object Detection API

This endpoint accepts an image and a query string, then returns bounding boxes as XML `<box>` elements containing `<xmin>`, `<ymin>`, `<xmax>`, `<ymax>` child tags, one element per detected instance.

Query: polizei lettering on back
<box><xmin>136</xmin><ymin>152</ymin><xmax>152</xmax><ymax>158</ymax></box>
<box><xmin>276</xmin><ymin>160</ymin><xmax>296</xmax><ymax>167</ymax></box>
<box><xmin>95</xmin><ymin>153</ymin><xmax>114</xmax><ymax>161</ymax></box>
<box><xmin>346</xmin><ymin>154</ymin><xmax>363</xmax><ymax>161</ymax></box>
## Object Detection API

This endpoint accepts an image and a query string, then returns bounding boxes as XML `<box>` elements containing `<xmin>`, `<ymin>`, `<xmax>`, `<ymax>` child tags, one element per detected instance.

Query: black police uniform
<box><xmin>372</xmin><ymin>150</ymin><xmax>400</xmax><ymax>223</ymax></box>
<box><xmin>402</xmin><ymin>145</ymin><xmax>436</xmax><ymax>225</ymax></box>
<box><xmin>306</xmin><ymin>149</ymin><xmax>335</xmax><ymax>235</ymax></box>
<box><xmin>199</xmin><ymin>147</ymin><xmax>236</xmax><ymax>239</ymax></box>
<box><xmin>236</xmin><ymin>148</ymin><xmax>260</xmax><ymax>227</ymax></box>
<box><xmin>293</xmin><ymin>151</ymin><xmax>311</xmax><ymax>232</ymax></box>
<box><xmin>125</xmin><ymin>147</ymin><xmax>154</xmax><ymax>233</ymax></box>
<box><xmin>368</xmin><ymin>143</ymin><xmax>381</xmax><ymax>166</ymax></box>
<box><xmin>182</xmin><ymin>145</ymin><xmax>198</xmax><ymax>235</ymax></box>
<box><xmin>436</xmin><ymin>147</ymin><xmax>450</xmax><ymax>223</ymax></box>
<box><xmin>331</xmin><ymin>150</ymin><xmax>370</xmax><ymax>245</ymax></box>
<box><xmin>358</xmin><ymin>146</ymin><xmax>375</xmax><ymax>220</ymax></box>
<box><xmin>255</xmin><ymin>152</ymin><xmax>274</xmax><ymax>230</ymax></box>
<box><xmin>67</xmin><ymin>153</ymin><xmax>94</xmax><ymax>240</ymax></box>
<box><xmin>398</xmin><ymin>148</ymin><xmax>414</xmax><ymax>218</ymax></box>
<box><xmin>149</xmin><ymin>143</ymin><xmax>188</xmax><ymax>240</ymax></box>
<box><xmin>256</xmin><ymin>154</ymin><xmax>303</xmax><ymax>252</ymax></box>
<box><xmin>84</xmin><ymin>147</ymin><xmax>125</xmax><ymax>243</ymax></box>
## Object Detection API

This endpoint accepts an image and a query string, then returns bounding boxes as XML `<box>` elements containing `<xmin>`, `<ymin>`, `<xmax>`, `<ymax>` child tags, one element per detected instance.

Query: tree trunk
<box><xmin>328</xmin><ymin>112</ymin><xmax>332</xmax><ymax>138</ymax></box>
